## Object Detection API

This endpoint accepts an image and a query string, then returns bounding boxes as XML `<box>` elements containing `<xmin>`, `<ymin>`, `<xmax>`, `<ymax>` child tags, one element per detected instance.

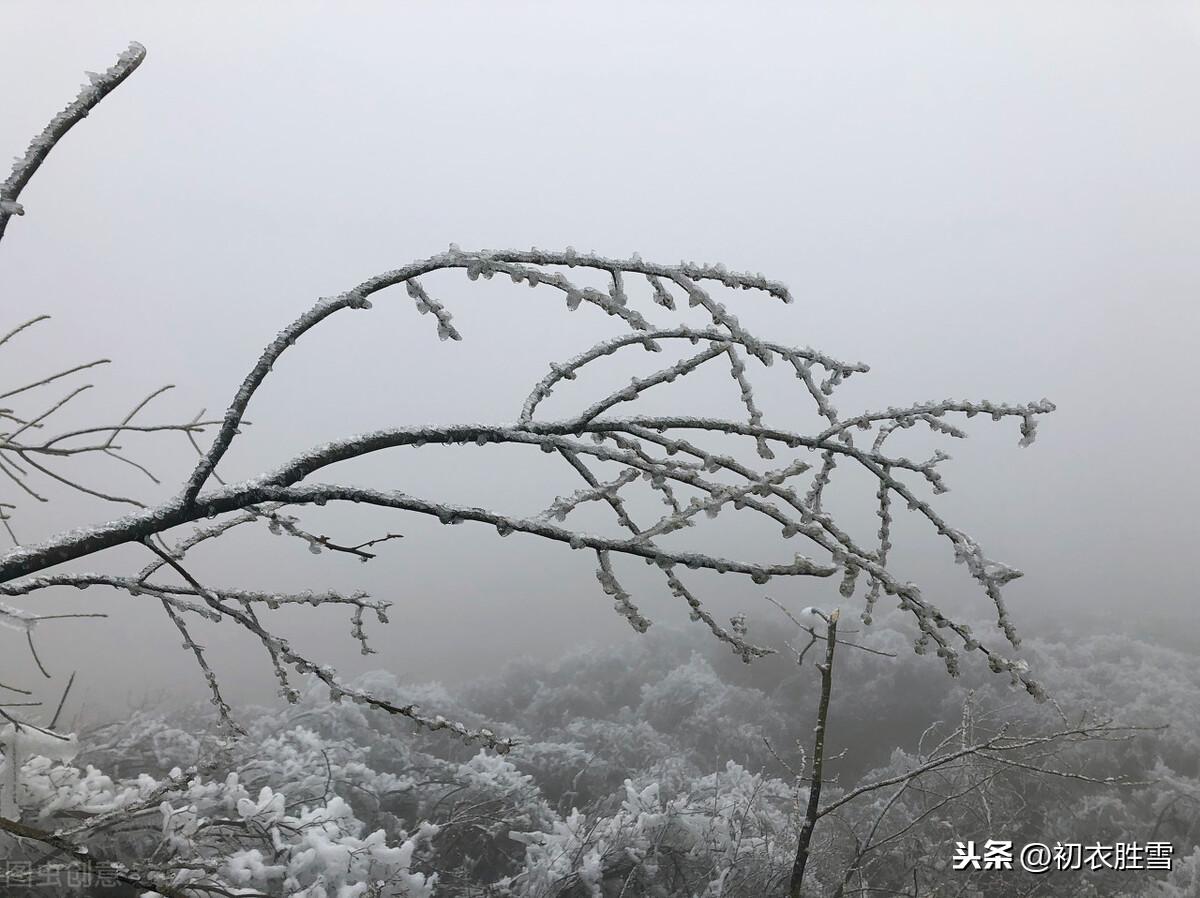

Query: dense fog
<box><xmin>1</xmin><ymin>4</ymin><xmax>1197</xmax><ymax>897</ymax></box>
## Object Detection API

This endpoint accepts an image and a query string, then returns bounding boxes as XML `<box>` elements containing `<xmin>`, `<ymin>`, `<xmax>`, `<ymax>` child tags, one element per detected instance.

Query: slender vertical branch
<box><xmin>48</xmin><ymin>671</ymin><xmax>76</xmax><ymax>730</ymax></box>
<box><xmin>790</xmin><ymin>607</ymin><xmax>839</xmax><ymax>898</ymax></box>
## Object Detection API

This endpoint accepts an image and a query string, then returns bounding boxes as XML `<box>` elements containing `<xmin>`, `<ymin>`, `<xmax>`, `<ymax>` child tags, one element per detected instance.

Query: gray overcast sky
<box><xmin>2</xmin><ymin>2</ymin><xmax>1198</xmax><ymax>712</ymax></box>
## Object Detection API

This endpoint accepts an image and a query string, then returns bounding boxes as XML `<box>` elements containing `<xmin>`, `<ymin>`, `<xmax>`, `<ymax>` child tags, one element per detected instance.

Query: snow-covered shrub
<box><xmin>505</xmin><ymin>763</ymin><xmax>795</xmax><ymax>898</ymax></box>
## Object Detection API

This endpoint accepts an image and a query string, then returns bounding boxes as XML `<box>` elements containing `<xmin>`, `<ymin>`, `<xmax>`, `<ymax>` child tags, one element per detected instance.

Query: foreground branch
<box><xmin>1</xmin><ymin>41</ymin><xmax>1056</xmax><ymax>754</ymax></box>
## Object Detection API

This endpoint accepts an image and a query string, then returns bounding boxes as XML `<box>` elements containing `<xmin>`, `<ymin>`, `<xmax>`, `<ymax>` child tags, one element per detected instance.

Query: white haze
<box><xmin>1</xmin><ymin>2</ymin><xmax>1197</xmax><ymax>714</ymax></box>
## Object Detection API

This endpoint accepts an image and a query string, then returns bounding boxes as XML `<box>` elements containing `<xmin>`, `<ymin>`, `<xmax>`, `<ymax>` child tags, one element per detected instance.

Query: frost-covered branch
<box><xmin>1</xmin><ymin>41</ymin><xmax>1058</xmax><ymax>764</ymax></box>
<box><xmin>0</xmin><ymin>42</ymin><xmax>145</xmax><ymax>244</ymax></box>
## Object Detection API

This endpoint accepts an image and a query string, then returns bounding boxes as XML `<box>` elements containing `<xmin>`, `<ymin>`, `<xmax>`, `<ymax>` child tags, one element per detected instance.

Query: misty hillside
<box><xmin>7</xmin><ymin>619</ymin><xmax>1191</xmax><ymax>897</ymax></box>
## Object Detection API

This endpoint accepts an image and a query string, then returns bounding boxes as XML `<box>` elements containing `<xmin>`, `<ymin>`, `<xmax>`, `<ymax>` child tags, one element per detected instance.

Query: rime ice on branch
<box><xmin>1</xmin><ymin>42</ymin><xmax>1055</xmax><ymax>766</ymax></box>
<box><xmin>0</xmin><ymin>42</ymin><xmax>146</xmax><ymax>243</ymax></box>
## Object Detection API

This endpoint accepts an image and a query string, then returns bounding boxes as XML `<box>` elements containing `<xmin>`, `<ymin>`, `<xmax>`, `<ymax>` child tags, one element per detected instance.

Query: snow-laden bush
<box><xmin>505</xmin><ymin>762</ymin><xmax>794</xmax><ymax>898</ymax></box>
<box><xmin>2</xmin><ymin>726</ymin><xmax>439</xmax><ymax>897</ymax></box>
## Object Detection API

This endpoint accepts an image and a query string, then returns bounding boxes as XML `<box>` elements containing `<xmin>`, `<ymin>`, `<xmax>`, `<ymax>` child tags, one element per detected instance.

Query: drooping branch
<box><xmin>1</xmin><ymin>39</ymin><xmax>1058</xmax><ymax>754</ymax></box>
<box><xmin>178</xmin><ymin>247</ymin><xmax>797</xmax><ymax>508</ymax></box>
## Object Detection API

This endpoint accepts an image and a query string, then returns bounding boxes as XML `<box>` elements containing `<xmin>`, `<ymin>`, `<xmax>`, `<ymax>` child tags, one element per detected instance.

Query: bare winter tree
<box><xmin>1</xmin><ymin>43</ymin><xmax>1064</xmax><ymax>894</ymax></box>
<box><xmin>761</xmin><ymin>601</ymin><xmax>1154</xmax><ymax>897</ymax></box>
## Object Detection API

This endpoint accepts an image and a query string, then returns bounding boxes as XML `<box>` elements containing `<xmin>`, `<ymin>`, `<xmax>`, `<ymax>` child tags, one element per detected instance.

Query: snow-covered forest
<box><xmin>4</xmin><ymin>621</ymin><xmax>1200</xmax><ymax>896</ymax></box>
<box><xmin>2</xmin><ymin>6</ymin><xmax>1199</xmax><ymax>897</ymax></box>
